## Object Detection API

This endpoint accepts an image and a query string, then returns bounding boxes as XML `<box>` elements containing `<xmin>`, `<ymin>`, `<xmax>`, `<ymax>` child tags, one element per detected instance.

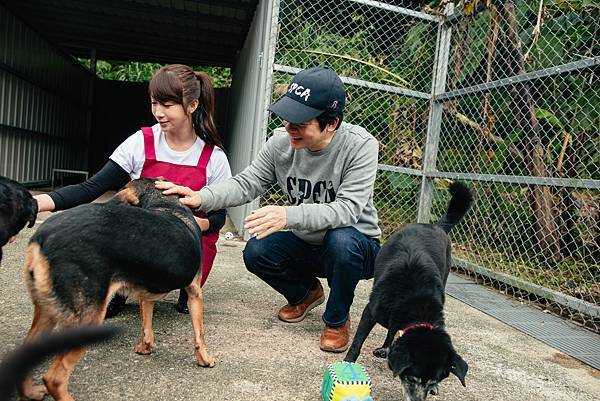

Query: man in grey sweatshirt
<box><xmin>159</xmin><ymin>66</ymin><xmax>381</xmax><ymax>352</ymax></box>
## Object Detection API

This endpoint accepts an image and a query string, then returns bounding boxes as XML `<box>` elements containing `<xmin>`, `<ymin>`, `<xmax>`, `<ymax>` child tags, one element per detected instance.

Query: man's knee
<box><xmin>242</xmin><ymin>237</ymin><xmax>267</xmax><ymax>273</ymax></box>
<box><xmin>322</xmin><ymin>227</ymin><xmax>378</xmax><ymax>280</ymax></box>
<box><xmin>322</xmin><ymin>227</ymin><xmax>362</xmax><ymax>260</ymax></box>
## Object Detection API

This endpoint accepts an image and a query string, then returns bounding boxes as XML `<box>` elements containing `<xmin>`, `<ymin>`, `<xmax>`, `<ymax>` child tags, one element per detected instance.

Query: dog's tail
<box><xmin>435</xmin><ymin>181</ymin><xmax>473</xmax><ymax>233</ymax></box>
<box><xmin>0</xmin><ymin>325</ymin><xmax>119</xmax><ymax>401</ymax></box>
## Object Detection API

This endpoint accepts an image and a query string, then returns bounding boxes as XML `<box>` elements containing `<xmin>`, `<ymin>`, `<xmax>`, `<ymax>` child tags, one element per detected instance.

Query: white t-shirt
<box><xmin>109</xmin><ymin>123</ymin><xmax>231</xmax><ymax>186</ymax></box>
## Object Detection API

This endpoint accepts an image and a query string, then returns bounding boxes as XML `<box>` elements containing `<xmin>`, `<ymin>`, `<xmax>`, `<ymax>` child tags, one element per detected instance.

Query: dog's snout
<box><xmin>429</xmin><ymin>384</ymin><xmax>439</xmax><ymax>395</ymax></box>
<box><xmin>401</xmin><ymin>380</ymin><xmax>431</xmax><ymax>401</ymax></box>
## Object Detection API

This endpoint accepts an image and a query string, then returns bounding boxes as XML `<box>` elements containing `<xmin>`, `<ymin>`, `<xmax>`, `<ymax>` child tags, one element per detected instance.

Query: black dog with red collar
<box><xmin>345</xmin><ymin>182</ymin><xmax>473</xmax><ymax>401</ymax></box>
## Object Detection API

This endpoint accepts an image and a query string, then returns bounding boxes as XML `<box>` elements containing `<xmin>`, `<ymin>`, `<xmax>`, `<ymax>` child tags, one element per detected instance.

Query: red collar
<box><xmin>394</xmin><ymin>323</ymin><xmax>436</xmax><ymax>341</ymax></box>
<box><xmin>403</xmin><ymin>323</ymin><xmax>436</xmax><ymax>333</ymax></box>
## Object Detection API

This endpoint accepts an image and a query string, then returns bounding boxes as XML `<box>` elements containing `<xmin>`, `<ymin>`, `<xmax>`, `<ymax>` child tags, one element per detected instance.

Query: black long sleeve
<box><xmin>206</xmin><ymin>209</ymin><xmax>226</xmax><ymax>233</ymax></box>
<box><xmin>49</xmin><ymin>160</ymin><xmax>130</xmax><ymax>211</ymax></box>
<box><xmin>50</xmin><ymin>160</ymin><xmax>227</xmax><ymax>233</ymax></box>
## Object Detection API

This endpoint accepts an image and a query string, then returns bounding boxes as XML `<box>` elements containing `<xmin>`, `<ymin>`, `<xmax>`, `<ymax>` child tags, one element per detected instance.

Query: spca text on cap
<box><xmin>288</xmin><ymin>83</ymin><xmax>311</xmax><ymax>102</ymax></box>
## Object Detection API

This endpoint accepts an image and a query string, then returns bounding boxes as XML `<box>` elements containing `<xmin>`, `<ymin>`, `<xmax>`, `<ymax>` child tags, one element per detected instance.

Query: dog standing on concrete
<box><xmin>0</xmin><ymin>176</ymin><xmax>38</xmax><ymax>263</ymax></box>
<box><xmin>345</xmin><ymin>182</ymin><xmax>473</xmax><ymax>401</ymax></box>
<box><xmin>18</xmin><ymin>178</ymin><xmax>214</xmax><ymax>401</ymax></box>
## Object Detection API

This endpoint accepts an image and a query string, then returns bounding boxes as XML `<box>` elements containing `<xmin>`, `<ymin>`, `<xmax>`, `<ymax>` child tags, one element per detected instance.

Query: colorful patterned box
<box><xmin>321</xmin><ymin>362</ymin><xmax>373</xmax><ymax>401</ymax></box>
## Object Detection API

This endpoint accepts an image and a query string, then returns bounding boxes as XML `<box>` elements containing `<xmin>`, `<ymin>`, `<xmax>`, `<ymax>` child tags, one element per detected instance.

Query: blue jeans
<box><xmin>243</xmin><ymin>227</ymin><xmax>380</xmax><ymax>327</ymax></box>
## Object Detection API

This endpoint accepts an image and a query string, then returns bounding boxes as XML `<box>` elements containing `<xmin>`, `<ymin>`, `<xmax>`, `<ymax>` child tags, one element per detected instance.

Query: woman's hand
<box><xmin>243</xmin><ymin>205</ymin><xmax>287</xmax><ymax>240</ymax></box>
<box><xmin>34</xmin><ymin>194</ymin><xmax>55</xmax><ymax>213</ymax></box>
<box><xmin>7</xmin><ymin>194</ymin><xmax>52</xmax><ymax>243</ymax></box>
<box><xmin>194</xmin><ymin>217</ymin><xmax>210</xmax><ymax>232</ymax></box>
<box><xmin>155</xmin><ymin>181</ymin><xmax>203</xmax><ymax>209</ymax></box>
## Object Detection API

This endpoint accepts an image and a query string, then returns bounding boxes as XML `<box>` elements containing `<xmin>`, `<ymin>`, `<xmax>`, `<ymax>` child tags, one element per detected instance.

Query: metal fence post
<box><xmin>417</xmin><ymin>3</ymin><xmax>454</xmax><ymax>223</ymax></box>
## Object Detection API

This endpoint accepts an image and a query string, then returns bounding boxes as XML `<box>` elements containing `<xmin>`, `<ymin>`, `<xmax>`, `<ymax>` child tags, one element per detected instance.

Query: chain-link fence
<box><xmin>262</xmin><ymin>0</ymin><xmax>599</xmax><ymax>332</ymax></box>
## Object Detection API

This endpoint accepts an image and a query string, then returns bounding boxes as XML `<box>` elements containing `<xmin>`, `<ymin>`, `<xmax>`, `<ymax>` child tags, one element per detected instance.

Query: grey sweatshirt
<box><xmin>199</xmin><ymin>122</ymin><xmax>381</xmax><ymax>244</ymax></box>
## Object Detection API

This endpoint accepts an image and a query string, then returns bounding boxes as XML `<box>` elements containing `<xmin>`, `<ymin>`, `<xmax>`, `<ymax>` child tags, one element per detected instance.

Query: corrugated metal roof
<box><xmin>1</xmin><ymin>0</ymin><xmax>259</xmax><ymax>66</ymax></box>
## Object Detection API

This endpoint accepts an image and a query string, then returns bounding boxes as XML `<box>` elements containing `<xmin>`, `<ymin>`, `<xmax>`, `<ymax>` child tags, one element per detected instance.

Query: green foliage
<box><xmin>448</xmin><ymin>9</ymin><xmax>490</xmax><ymax>86</ymax></box>
<box><xmin>374</xmin><ymin>171</ymin><xmax>420</xmax><ymax>239</ymax></box>
<box><xmin>273</xmin><ymin>0</ymin><xmax>435</xmax><ymax>176</ymax></box>
<box><xmin>276</xmin><ymin>0</ymin><xmax>436</xmax><ymax>91</ymax></box>
<box><xmin>533</xmin><ymin>73</ymin><xmax>599</xmax><ymax>179</ymax></box>
<box><xmin>196</xmin><ymin>66</ymin><xmax>232</xmax><ymax>88</ymax></box>
<box><xmin>76</xmin><ymin>59</ymin><xmax>232</xmax><ymax>87</ymax></box>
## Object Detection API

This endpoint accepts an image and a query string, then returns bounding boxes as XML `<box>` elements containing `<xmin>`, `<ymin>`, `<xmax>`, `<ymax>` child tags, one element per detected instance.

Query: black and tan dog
<box><xmin>0</xmin><ymin>176</ymin><xmax>38</xmax><ymax>263</ymax></box>
<box><xmin>19</xmin><ymin>178</ymin><xmax>214</xmax><ymax>401</ymax></box>
<box><xmin>345</xmin><ymin>182</ymin><xmax>473</xmax><ymax>401</ymax></box>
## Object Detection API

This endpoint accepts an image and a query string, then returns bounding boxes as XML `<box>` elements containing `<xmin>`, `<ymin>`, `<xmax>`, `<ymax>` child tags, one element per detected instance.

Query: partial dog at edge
<box><xmin>0</xmin><ymin>176</ymin><xmax>38</xmax><ymax>263</ymax></box>
<box><xmin>0</xmin><ymin>326</ymin><xmax>118</xmax><ymax>401</ymax></box>
<box><xmin>19</xmin><ymin>177</ymin><xmax>214</xmax><ymax>401</ymax></box>
<box><xmin>345</xmin><ymin>181</ymin><xmax>473</xmax><ymax>401</ymax></box>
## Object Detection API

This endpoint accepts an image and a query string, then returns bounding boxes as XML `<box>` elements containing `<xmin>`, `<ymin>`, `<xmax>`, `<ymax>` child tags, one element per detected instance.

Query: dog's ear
<box><xmin>449</xmin><ymin>352</ymin><xmax>468</xmax><ymax>386</ymax></box>
<box><xmin>387</xmin><ymin>346</ymin><xmax>411</xmax><ymax>377</ymax></box>
<box><xmin>114</xmin><ymin>186</ymin><xmax>140</xmax><ymax>206</ymax></box>
<box><xmin>26</xmin><ymin>198</ymin><xmax>38</xmax><ymax>228</ymax></box>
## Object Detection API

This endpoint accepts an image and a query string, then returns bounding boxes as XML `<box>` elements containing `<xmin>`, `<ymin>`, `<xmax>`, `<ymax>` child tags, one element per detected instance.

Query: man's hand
<box><xmin>155</xmin><ymin>181</ymin><xmax>203</xmax><ymax>209</ymax></box>
<box><xmin>244</xmin><ymin>205</ymin><xmax>287</xmax><ymax>240</ymax></box>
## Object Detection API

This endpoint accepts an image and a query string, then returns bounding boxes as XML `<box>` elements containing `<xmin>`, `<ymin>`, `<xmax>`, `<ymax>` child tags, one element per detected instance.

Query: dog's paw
<box><xmin>21</xmin><ymin>384</ymin><xmax>48</xmax><ymax>400</ymax></box>
<box><xmin>373</xmin><ymin>347</ymin><xmax>389</xmax><ymax>358</ymax></box>
<box><xmin>194</xmin><ymin>347</ymin><xmax>215</xmax><ymax>368</ymax></box>
<box><xmin>175</xmin><ymin>302</ymin><xmax>189</xmax><ymax>314</ymax></box>
<box><xmin>135</xmin><ymin>341</ymin><xmax>153</xmax><ymax>355</ymax></box>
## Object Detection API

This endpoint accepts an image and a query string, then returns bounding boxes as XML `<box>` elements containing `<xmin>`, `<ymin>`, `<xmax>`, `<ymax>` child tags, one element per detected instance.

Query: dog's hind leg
<box><xmin>185</xmin><ymin>276</ymin><xmax>215</xmax><ymax>367</ymax></box>
<box><xmin>344</xmin><ymin>303</ymin><xmax>376</xmax><ymax>362</ymax></box>
<box><xmin>18</xmin><ymin>304</ymin><xmax>56</xmax><ymax>400</ymax></box>
<box><xmin>42</xmin><ymin>346</ymin><xmax>88</xmax><ymax>401</ymax></box>
<box><xmin>42</xmin><ymin>309</ymin><xmax>105</xmax><ymax>401</ymax></box>
<box><xmin>20</xmin><ymin>244</ymin><xmax>58</xmax><ymax>400</ymax></box>
<box><xmin>135</xmin><ymin>298</ymin><xmax>156</xmax><ymax>355</ymax></box>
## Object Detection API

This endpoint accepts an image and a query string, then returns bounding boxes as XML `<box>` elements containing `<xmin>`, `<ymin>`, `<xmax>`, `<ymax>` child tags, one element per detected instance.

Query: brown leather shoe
<box><xmin>320</xmin><ymin>318</ymin><xmax>351</xmax><ymax>353</ymax></box>
<box><xmin>278</xmin><ymin>281</ymin><xmax>325</xmax><ymax>323</ymax></box>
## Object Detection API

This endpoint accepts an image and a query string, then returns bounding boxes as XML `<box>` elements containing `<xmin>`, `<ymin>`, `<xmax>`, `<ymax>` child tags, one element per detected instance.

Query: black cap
<box><xmin>268</xmin><ymin>66</ymin><xmax>345</xmax><ymax>124</ymax></box>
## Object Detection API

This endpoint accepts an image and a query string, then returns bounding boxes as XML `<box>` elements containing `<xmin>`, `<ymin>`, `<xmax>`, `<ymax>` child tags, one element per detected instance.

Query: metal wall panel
<box><xmin>225</xmin><ymin>0</ymin><xmax>279</xmax><ymax>234</ymax></box>
<box><xmin>0</xmin><ymin>3</ymin><xmax>90</xmax><ymax>184</ymax></box>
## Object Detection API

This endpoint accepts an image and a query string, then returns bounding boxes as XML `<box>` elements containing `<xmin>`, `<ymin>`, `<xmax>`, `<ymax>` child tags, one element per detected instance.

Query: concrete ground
<box><xmin>1</xmin><ymin>206</ymin><xmax>599</xmax><ymax>401</ymax></box>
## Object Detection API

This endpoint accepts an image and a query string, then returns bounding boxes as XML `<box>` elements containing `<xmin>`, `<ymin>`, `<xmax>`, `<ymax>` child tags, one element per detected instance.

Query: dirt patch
<box><xmin>548</xmin><ymin>353</ymin><xmax>599</xmax><ymax>378</ymax></box>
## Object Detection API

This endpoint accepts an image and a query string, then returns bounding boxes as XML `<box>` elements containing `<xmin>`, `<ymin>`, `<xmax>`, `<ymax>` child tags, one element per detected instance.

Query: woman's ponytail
<box><xmin>192</xmin><ymin>71</ymin><xmax>224</xmax><ymax>150</ymax></box>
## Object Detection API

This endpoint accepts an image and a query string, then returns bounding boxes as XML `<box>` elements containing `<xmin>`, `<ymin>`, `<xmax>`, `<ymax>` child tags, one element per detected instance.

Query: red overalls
<box><xmin>140</xmin><ymin>127</ymin><xmax>219</xmax><ymax>287</ymax></box>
